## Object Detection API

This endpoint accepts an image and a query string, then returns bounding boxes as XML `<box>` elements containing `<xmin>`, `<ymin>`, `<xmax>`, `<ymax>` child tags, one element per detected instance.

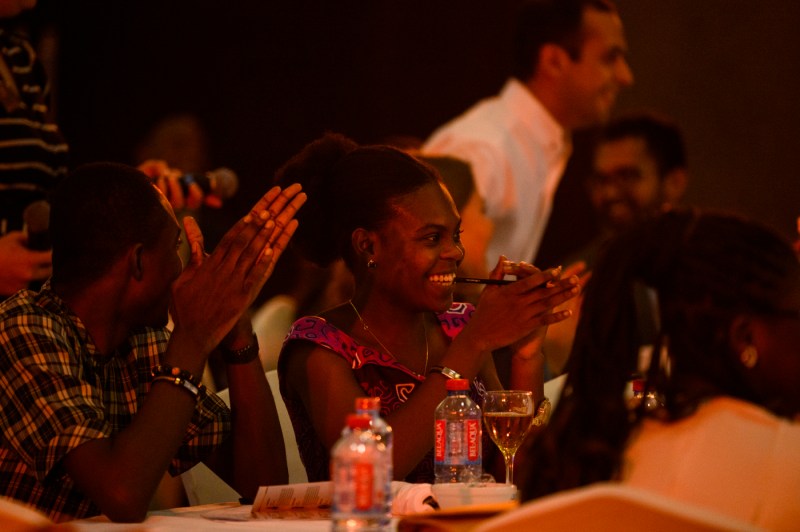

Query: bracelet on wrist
<box><xmin>220</xmin><ymin>334</ymin><xmax>260</xmax><ymax>365</ymax></box>
<box><xmin>427</xmin><ymin>365</ymin><xmax>463</xmax><ymax>380</ymax></box>
<box><xmin>152</xmin><ymin>375</ymin><xmax>202</xmax><ymax>399</ymax></box>
<box><xmin>151</xmin><ymin>364</ymin><xmax>206</xmax><ymax>399</ymax></box>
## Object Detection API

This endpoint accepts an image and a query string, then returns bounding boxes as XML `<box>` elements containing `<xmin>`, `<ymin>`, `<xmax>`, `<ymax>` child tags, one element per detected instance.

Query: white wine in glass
<box><xmin>483</xmin><ymin>390</ymin><xmax>535</xmax><ymax>485</ymax></box>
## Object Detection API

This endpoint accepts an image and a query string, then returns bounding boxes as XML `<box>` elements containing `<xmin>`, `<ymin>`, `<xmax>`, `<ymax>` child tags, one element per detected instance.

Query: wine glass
<box><xmin>482</xmin><ymin>390</ymin><xmax>535</xmax><ymax>485</ymax></box>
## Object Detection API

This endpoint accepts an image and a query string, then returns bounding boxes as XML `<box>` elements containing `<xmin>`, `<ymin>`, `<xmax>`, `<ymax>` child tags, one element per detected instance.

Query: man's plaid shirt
<box><xmin>0</xmin><ymin>285</ymin><xmax>231</xmax><ymax>522</ymax></box>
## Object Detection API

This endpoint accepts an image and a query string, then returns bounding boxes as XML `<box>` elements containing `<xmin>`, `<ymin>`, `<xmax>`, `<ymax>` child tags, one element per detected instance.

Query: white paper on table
<box><xmin>249</xmin><ymin>480</ymin><xmax>435</xmax><ymax>518</ymax></box>
<box><xmin>252</xmin><ymin>481</ymin><xmax>333</xmax><ymax>513</ymax></box>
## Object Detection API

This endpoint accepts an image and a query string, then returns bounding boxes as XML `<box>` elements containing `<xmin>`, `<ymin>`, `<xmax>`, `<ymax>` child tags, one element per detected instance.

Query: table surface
<box><xmin>67</xmin><ymin>375</ymin><xmax>571</xmax><ymax>530</ymax></box>
<box><xmin>69</xmin><ymin>503</ymin><xmax>399</xmax><ymax>531</ymax></box>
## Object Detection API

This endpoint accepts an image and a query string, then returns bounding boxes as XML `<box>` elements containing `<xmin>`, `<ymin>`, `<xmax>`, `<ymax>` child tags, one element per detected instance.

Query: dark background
<box><xmin>28</xmin><ymin>0</ymin><xmax>800</xmax><ymax>264</ymax></box>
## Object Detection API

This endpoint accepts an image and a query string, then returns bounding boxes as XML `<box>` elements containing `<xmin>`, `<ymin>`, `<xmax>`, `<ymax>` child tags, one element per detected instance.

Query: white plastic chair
<box><xmin>473</xmin><ymin>483</ymin><xmax>760</xmax><ymax>532</ymax></box>
<box><xmin>181</xmin><ymin>369</ymin><xmax>307</xmax><ymax>505</ymax></box>
<box><xmin>544</xmin><ymin>373</ymin><xmax>566</xmax><ymax>410</ymax></box>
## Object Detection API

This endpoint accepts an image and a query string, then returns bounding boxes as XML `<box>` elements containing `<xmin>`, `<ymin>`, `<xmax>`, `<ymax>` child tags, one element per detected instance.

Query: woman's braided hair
<box><xmin>522</xmin><ymin>208</ymin><xmax>800</xmax><ymax>500</ymax></box>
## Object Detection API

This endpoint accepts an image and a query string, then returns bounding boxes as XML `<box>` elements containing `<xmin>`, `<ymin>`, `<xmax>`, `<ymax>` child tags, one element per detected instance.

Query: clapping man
<box><xmin>0</xmin><ymin>162</ymin><xmax>305</xmax><ymax>522</ymax></box>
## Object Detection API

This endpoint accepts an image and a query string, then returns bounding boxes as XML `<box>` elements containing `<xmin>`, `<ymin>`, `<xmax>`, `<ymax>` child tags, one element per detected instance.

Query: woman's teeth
<box><xmin>429</xmin><ymin>273</ymin><xmax>455</xmax><ymax>285</ymax></box>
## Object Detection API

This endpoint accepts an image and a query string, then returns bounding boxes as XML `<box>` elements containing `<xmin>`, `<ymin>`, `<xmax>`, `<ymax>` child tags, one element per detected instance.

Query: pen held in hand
<box><xmin>455</xmin><ymin>276</ymin><xmax>559</xmax><ymax>290</ymax></box>
<box><xmin>454</xmin><ymin>277</ymin><xmax>514</xmax><ymax>286</ymax></box>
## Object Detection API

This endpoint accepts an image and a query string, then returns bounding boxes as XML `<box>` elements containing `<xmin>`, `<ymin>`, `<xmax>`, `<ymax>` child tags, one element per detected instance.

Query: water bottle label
<box><xmin>466</xmin><ymin>419</ymin><xmax>480</xmax><ymax>461</ymax></box>
<box><xmin>354</xmin><ymin>463</ymin><xmax>374</xmax><ymax>510</ymax></box>
<box><xmin>434</xmin><ymin>419</ymin><xmax>446</xmax><ymax>461</ymax></box>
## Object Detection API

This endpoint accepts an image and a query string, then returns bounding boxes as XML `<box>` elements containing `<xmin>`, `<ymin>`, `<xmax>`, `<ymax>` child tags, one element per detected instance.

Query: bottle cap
<box><xmin>346</xmin><ymin>413</ymin><xmax>372</xmax><ymax>430</ymax></box>
<box><xmin>631</xmin><ymin>379</ymin><xmax>645</xmax><ymax>393</ymax></box>
<box><xmin>445</xmin><ymin>378</ymin><xmax>470</xmax><ymax>391</ymax></box>
<box><xmin>355</xmin><ymin>397</ymin><xmax>380</xmax><ymax>411</ymax></box>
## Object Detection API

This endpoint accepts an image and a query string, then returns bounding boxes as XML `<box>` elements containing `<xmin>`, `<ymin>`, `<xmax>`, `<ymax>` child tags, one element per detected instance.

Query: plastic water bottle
<box><xmin>355</xmin><ymin>397</ymin><xmax>393</xmax><ymax>518</ymax></box>
<box><xmin>433</xmin><ymin>378</ymin><xmax>482</xmax><ymax>483</ymax></box>
<box><xmin>355</xmin><ymin>397</ymin><xmax>393</xmax><ymax>449</ymax></box>
<box><xmin>331</xmin><ymin>414</ymin><xmax>391</xmax><ymax>531</ymax></box>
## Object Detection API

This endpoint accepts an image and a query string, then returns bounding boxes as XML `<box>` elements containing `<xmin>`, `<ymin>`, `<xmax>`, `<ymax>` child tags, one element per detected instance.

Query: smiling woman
<box><xmin>273</xmin><ymin>133</ymin><xmax>581</xmax><ymax>484</ymax></box>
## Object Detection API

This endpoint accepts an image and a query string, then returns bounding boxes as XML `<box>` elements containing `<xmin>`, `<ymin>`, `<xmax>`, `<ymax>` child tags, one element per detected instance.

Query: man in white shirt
<box><xmin>424</xmin><ymin>0</ymin><xmax>633</xmax><ymax>279</ymax></box>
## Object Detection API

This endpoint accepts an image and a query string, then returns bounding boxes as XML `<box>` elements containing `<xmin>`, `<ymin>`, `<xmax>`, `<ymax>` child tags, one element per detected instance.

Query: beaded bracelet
<box><xmin>152</xmin><ymin>375</ymin><xmax>202</xmax><ymax>399</ymax></box>
<box><xmin>151</xmin><ymin>365</ymin><xmax>206</xmax><ymax>399</ymax></box>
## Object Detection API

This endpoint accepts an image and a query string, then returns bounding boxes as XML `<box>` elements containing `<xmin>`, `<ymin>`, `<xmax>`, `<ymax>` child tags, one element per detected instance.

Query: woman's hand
<box><xmin>462</xmin><ymin>257</ymin><xmax>580</xmax><ymax>354</ymax></box>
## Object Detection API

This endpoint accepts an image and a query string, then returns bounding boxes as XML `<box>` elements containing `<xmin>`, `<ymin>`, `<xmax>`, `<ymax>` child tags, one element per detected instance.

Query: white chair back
<box><xmin>181</xmin><ymin>369</ymin><xmax>307</xmax><ymax>505</ymax></box>
<box><xmin>473</xmin><ymin>483</ymin><xmax>760</xmax><ymax>532</ymax></box>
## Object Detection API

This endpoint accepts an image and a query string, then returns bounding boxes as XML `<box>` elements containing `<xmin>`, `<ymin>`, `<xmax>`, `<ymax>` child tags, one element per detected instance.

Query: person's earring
<box><xmin>367</xmin><ymin>258</ymin><xmax>377</xmax><ymax>269</ymax></box>
<box><xmin>740</xmin><ymin>345</ymin><xmax>758</xmax><ymax>369</ymax></box>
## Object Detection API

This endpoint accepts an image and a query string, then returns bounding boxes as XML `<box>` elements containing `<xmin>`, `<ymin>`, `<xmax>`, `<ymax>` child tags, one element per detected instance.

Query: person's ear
<box><xmin>351</xmin><ymin>228</ymin><xmax>376</xmax><ymax>263</ymax></box>
<box><xmin>728</xmin><ymin>314</ymin><xmax>754</xmax><ymax>356</ymax></box>
<box><xmin>661</xmin><ymin>167</ymin><xmax>689</xmax><ymax>206</ymax></box>
<box><xmin>129</xmin><ymin>243</ymin><xmax>145</xmax><ymax>281</ymax></box>
<box><xmin>538</xmin><ymin>43</ymin><xmax>573</xmax><ymax>78</ymax></box>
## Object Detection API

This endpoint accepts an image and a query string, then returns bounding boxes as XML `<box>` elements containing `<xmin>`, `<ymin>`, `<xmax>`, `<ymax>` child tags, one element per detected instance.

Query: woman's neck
<box><xmin>347</xmin><ymin>293</ymin><xmax>435</xmax><ymax>376</ymax></box>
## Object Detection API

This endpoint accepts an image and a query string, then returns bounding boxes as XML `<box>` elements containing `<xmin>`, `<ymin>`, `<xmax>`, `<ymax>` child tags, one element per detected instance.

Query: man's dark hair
<box><xmin>512</xmin><ymin>0</ymin><xmax>617</xmax><ymax>81</ymax></box>
<box><xmin>600</xmin><ymin>111</ymin><xmax>687</xmax><ymax>176</ymax></box>
<box><xmin>50</xmin><ymin>162</ymin><xmax>170</xmax><ymax>287</ymax></box>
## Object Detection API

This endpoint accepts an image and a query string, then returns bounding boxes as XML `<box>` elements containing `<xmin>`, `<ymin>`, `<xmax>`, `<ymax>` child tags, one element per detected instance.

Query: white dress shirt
<box><xmin>424</xmin><ymin>78</ymin><xmax>571</xmax><ymax>267</ymax></box>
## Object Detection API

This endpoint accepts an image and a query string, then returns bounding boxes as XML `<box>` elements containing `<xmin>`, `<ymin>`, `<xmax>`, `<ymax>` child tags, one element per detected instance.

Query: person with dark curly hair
<box><xmin>276</xmin><ymin>133</ymin><xmax>580</xmax><ymax>483</ymax></box>
<box><xmin>522</xmin><ymin>209</ymin><xmax>800</xmax><ymax>529</ymax></box>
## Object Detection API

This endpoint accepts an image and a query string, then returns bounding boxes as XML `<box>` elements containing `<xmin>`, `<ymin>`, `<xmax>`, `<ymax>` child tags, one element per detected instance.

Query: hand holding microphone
<box><xmin>138</xmin><ymin>159</ymin><xmax>238</xmax><ymax>210</ymax></box>
<box><xmin>22</xmin><ymin>199</ymin><xmax>51</xmax><ymax>251</ymax></box>
<box><xmin>176</xmin><ymin>167</ymin><xmax>238</xmax><ymax>207</ymax></box>
<box><xmin>0</xmin><ymin>200</ymin><xmax>53</xmax><ymax>294</ymax></box>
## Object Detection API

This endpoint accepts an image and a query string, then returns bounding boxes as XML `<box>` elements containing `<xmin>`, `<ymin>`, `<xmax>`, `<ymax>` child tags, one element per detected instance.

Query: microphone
<box><xmin>22</xmin><ymin>200</ymin><xmax>51</xmax><ymax>251</ymax></box>
<box><xmin>177</xmin><ymin>167</ymin><xmax>239</xmax><ymax>200</ymax></box>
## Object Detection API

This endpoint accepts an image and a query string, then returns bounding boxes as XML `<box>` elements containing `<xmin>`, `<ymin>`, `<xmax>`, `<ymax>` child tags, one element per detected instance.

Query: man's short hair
<box><xmin>50</xmin><ymin>162</ymin><xmax>170</xmax><ymax>287</ymax></box>
<box><xmin>599</xmin><ymin>111</ymin><xmax>687</xmax><ymax>176</ymax></box>
<box><xmin>512</xmin><ymin>0</ymin><xmax>618</xmax><ymax>81</ymax></box>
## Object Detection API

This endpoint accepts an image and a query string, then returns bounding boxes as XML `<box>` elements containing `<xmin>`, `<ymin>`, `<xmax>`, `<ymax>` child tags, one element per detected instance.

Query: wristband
<box><xmin>427</xmin><ymin>365</ymin><xmax>462</xmax><ymax>380</ymax></box>
<box><xmin>221</xmin><ymin>334</ymin><xmax>260</xmax><ymax>365</ymax></box>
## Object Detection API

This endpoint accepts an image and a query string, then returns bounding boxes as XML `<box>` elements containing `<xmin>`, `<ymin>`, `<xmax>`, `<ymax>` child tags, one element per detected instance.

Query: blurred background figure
<box><xmin>581</xmin><ymin>110</ymin><xmax>688</xmax><ymax>264</ymax></box>
<box><xmin>544</xmin><ymin>110</ymin><xmax>689</xmax><ymax>376</ymax></box>
<box><xmin>0</xmin><ymin>0</ymin><xmax>66</xmax><ymax>298</ymax></box>
<box><xmin>424</xmin><ymin>0</ymin><xmax>633</xmax><ymax>283</ymax></box>
<box><xmin>522</xmin><ymin>208</ymin><xmax>800</xmax><ymax>530</ymax></box>
<box><xmin>134</xmin><ymin>113</ymin><xmax>211</xmax><ymax>176</ymax></box>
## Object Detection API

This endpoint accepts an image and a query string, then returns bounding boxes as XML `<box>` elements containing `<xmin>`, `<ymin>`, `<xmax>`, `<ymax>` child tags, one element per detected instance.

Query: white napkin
<box><xmin>391</xmin><ymin>481</ymin><xmax>436</xmax><ymax>516</ymax></box>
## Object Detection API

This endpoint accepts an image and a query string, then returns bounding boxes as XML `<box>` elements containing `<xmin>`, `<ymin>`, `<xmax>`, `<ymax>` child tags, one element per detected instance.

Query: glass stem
<box><xmin>505</xmin><ymin>453</ymin><xmax>515</xmax><ymax>485</ymax></box>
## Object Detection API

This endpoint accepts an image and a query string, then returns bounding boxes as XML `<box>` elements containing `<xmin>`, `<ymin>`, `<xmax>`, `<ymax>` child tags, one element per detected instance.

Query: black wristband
<box><xmin>221</xmin><ymin>334</ymin><xmax>260</xmax><ymax>365</ymax></box>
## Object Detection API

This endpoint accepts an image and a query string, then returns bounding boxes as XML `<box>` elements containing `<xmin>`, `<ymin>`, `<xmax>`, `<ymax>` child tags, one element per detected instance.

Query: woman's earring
<box><xmin>740</xmin><ymin>345</ymin><xmax>758</xmax><ymax>369</ymax></box>
<box><xmin>367</xmin><ymin>258</ymin><xmax>377</xmax><ymax>269</ymax></box>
